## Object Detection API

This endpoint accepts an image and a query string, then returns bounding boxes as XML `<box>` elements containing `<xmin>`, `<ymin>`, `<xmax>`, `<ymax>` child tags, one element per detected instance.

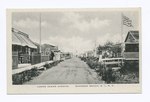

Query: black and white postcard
<box><xmin>7</xmin><ymin>8</ymin><xmax>141</xmax><ymax>94</ymax></box>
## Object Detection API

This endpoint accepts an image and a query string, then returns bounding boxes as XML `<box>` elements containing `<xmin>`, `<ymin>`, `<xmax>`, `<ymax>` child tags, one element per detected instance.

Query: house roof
<box><xmin>42</xmin><ymin>44</ymin><xmax>56</xmax><ymax>48</ymax></box>
<box><xmin>33</xmin><ymin>42</ymin><xmax>40</xmax><ymax>47</ymax></box>
<box><xmin>125</xmin><ymin>31</ymin><xmax>139</xmax><ymax>43</ymax></box>
<box><xmin>41</xmin><ymin>43</ymin><xmax>58</xmax><ymax>51</ymax></box>
<box><xmin>12</xmin><ymin>28</ymin><xmax>37</xmax><ymax>49</ymax></box>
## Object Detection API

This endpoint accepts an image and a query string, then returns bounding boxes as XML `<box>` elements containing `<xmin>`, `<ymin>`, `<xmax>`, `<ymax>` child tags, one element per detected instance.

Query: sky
<box><xmin>12</xmin><ymin>9</ymin><xmax>140</xmax><ymax>54</ymax></box>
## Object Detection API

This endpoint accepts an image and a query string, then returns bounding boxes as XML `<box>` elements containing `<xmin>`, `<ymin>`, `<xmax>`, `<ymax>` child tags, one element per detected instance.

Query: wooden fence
<box><xmin>123</xmin><ymin>52</ymin><xmax>139</xmax><ymax>60</ymax></box>
<box><xmin>12</xmin><ymin>52</ymin><xmax>55</xmax><ymax>69</ymax></box>
<box><xmin>41</xmin><ymin>55</ymin><xmax>49</xmax><ymax>62</ymax></box>
<box><xmin>31</xmin><ymin>52</ymin><xmax>41</xmax><ymax>65</ymax></box>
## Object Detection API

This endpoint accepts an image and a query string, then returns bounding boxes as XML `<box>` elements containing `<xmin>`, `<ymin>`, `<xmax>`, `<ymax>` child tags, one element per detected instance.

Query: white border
<box><xmin>7</xmin><ymin>8</ymin><xmax>141</xmax><ymax>94</ymax></box>
<box><xmin>0</xmin><ymin>0</ymin><xmax>150</xmax><ymax>102</ymax></box>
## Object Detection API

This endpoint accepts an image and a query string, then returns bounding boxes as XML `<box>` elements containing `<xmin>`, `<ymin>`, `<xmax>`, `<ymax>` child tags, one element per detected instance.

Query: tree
<box><xmin>111</xmin><ymin>43</ymin><xmax>122</xmax><ymax>57</ymax></box>
<box><xmin>96</xmin><ymin>41</ymin><xmax>121</xmax><ymax>58</ymax></box>
<box><xmin>96</xmin><ymin>41</ymin><xmax>114</xmax><ymax>55</ymax></box>
<box><xmin>104</xmin><ymin>41</ymin><xmax>114</xmax><ymax>50</ymax></box>
<box><xmin>97</xmin><ymin>45</ymin><xmax>104</xmax><ymax>55</ymax></box>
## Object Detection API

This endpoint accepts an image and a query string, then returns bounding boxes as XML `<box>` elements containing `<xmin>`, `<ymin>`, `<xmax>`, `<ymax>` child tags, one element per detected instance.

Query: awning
<box><xmin>12</xmin><ymin>32</ymin><xmax>22</xmax><ymax>45</ymax></box>
<box><xmin>12</xmin><ymin>31</ymin><xmax>37</xmax><ymax>49</ymax></box>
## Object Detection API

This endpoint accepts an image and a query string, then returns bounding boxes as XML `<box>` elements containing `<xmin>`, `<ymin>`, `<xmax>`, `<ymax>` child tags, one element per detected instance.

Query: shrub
<box><xmin>101</xmin><ymin>68</ymin><xmax>115</xmax><ymax>83</ymax></box>
<box><xmin>44</xmin><ymin>63</ymin><xmax>51</xmax><ymax>69</ymax></box>
<box><xmin>12</xmin><ymin>73</ymin><xmax>24</xmax><ymax>84</ymax></box>
<box><xmin>12</xmin><ymin>67</ymin><xmax>40</xmax><ymax>85</ymax></box>
<box><xmin>121</xmin><ymin>60</ymin><xmax>139</xmax><ymax>73</ymax></box>
<box><xmin>84</xmin><ymin>57</ymin><xmax>98</xmax><ymax>69</ymax></box>
<box><xmin>30</xmin><ymin>67</ymin><xmax>40</xmax><ymax>77</ymax></box>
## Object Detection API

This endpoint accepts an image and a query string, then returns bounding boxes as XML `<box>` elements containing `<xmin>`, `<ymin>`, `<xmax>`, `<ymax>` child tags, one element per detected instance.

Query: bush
<box><xmin>100</xmin><ymin>68</ymin><xmax>117</xmax><ymax>83</ymax></box>
<box><xmin>12</xmin><ymin>73</ymin><xmax>24</xmax><ymax>84</ymax></box>
<box><xmin>80</xmin><ymin>57</ymin><xmax>87</xmax><ymax>62</ymax></box>
<box><xmin>44</xmin><ymin>61</ymin><xmax>61</xmax><ymax>69</ymax></box>
<box><xmin>114</xmin><ymin>72</ymin><xmax>139</xmax><ymax>83</ymax></box>
<box><xmin>115</xmin><ymin>60</ymin><xmax>139</xmax><ymax>83</ymax></box>
<box><xmin>86</xmin><ymin>60</ymin><xmax>97</xmax><ymax>69</ymax></box>
<box><xmin>12</xmin><ymin>67</ymin><xmax>40</xmax><ymax>85</ymax></box>
<box><xmin>44</xmin><ymin>63</ymin><xmax>51</xmax><ymax>69</ymax></box>
<box><xmin>121</xmin><ymin>60</ymin><xmax>139</xmax><ymax>73</ymax></box>
<box><xmin>30</xmin><ymin>67</ymin><xmax>40</xmax><ymax>77</ymax></box>
<box><xmin>83</xmin><ymin>57</ymin><xmax>99</xmax><ymax>69</ymax></box>
<box><xmin>80</xmin><ymin>56</ymin><xmax>139</xmax><ymax>84</ymax></box>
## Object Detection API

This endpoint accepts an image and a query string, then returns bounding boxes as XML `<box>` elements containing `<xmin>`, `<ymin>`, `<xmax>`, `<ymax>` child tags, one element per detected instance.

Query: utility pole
<box><xmin>39</xmin><ymin>13</ymin><xmax>41</xmax><ymax>53</ymax></box>
<box><xmin>121</xmin><ymin>13</ymin><xmax>124</xmax><ymax>57</ymax></box>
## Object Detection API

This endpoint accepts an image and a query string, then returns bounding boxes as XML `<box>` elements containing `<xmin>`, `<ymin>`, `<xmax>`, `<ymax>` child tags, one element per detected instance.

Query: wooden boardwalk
<box><xmin>12</xmin><ymin>61</ymin><xmax>54</xmax><ymax>75</ymax></box>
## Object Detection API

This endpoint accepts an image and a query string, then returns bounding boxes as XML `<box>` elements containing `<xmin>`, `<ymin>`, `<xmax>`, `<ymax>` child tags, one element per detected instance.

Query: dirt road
<box><xmin>25</xmin><ymin>57</ymin><xmax>104</xmax><ymax>84</ymax></box>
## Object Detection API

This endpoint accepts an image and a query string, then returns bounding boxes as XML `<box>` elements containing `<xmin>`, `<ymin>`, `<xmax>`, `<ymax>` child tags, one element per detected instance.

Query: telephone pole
<box><xmin>39</xmin><ymin>13</ymin><xmax>41</xmax><ymax>53</ymax></box>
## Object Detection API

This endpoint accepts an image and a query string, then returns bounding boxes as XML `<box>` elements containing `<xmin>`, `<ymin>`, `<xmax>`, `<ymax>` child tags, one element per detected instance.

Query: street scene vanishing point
<box><xmin>10</xmin><ymin>9</ymin><xmax>141</xmax><ymax>87</ymax></box>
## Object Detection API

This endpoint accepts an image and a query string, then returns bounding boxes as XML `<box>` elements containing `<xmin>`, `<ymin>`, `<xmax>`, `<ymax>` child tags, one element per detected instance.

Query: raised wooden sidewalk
<box><xmin>12</xmin><ymin>61</ymin><xmax>54</xmax><ymax>75</ymax></box>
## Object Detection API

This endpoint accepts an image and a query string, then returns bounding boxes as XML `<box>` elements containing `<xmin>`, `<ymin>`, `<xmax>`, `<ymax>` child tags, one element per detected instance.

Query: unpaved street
<box><xmin>25</xmin><ymin>57</ymin><xmax>104</xmax><ymax>84</ymax></box>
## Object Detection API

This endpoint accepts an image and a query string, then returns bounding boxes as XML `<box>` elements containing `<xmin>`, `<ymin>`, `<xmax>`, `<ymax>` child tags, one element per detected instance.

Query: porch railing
<box><xmin>123</xmin><ymin>52</ymin><xmax>139</xmax><ymax>60</ymax></box>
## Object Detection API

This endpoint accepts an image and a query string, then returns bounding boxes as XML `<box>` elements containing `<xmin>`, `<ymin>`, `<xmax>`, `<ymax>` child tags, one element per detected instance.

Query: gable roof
<box><xmin>125</xmin><ymin>31</ymin><xmax>139</xmax><ymax>43</ymax></box>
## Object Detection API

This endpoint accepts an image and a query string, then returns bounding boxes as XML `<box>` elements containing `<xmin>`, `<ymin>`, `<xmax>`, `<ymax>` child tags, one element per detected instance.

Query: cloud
<box><xmin>13</xmin><ymin>18</ymin><xmax>48</xmax><ymax>29</ymax></box>
<box><xmin>42</xmin><ymin>36</ymin><xmax>93</xmax><ymax>54</ymax></box>
<box><xmin>12</xmin><ymin>12</ymin><xmax>123</xmax><ymax>54</ymax></box>
<box><xmin>13</xmin><ymin>18</ymin><xmax>38</xmax><ymax>28</ymax></box>
<box><xmin>73</xmin><ymin>18</ymin><xmax>110</xmax><ymax>32</ymax></box>
<box><xmin>97</xmin><ymin>33</ymin><xmax>121</xmax><ymax>45</ymax></box>
<box><xmin>42</xmin><ymin>33</ymin><xmax>121</xmax><ymax>54</ymax></box>
<box><xmin>61</xmin><ymin>12</ymin><xmax>82</xmax><ymax>24</ymax></box>
<box><xmin>61</xmin><ymin>12</ymin><xmax>111</xmax><ymax>32</ymax></box>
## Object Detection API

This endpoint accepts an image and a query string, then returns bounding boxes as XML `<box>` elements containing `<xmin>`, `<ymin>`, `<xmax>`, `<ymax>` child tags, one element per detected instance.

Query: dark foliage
<box><xmin>12</xmin><ymin>67</ymin><xmax>40</xmax><ymax>85</ymax></box>
<box><xmin>80</xmin><ymin>56</ymin><xmax>139</xmax><ymax>84</ymax></box>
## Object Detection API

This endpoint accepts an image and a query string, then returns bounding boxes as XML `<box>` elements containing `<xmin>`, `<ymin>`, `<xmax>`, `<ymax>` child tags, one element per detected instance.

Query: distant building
<box><xmin>123</xmin><ymin>31</ymin><xmax>139</xmax><ymax>60</ymax></box>
<box><xmin>41</xmin><ymin>44</ymin><xmax>58</xmax><ymax>55</ymax></box>
<box><xmin>40</xmin><ymin>44</ymin><xmax>58</xmax><ymax>61</ymax></box>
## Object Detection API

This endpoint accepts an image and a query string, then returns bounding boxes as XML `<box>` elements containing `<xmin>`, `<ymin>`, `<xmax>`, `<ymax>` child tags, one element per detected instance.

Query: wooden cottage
<box><xmin>123</xmin><ymin>31</ymin><xmax>139</xmax><ymax>60</ymax></box>
<box><xmin>123</xmin><ymin>31</ymin><xmax>139</xmax><ymax>70</ymax></box>
<box><xmin>12</xmin><ymin>28</ymin><xmax>37</xmax><ymax>69</ymax></box>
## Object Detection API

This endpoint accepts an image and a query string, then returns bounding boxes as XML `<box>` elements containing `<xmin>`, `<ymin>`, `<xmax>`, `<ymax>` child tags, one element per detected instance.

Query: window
<box><xmin>125</xmin><ymin>44</ymin><xmax>139</xmax><ymax>52</ymax></box>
